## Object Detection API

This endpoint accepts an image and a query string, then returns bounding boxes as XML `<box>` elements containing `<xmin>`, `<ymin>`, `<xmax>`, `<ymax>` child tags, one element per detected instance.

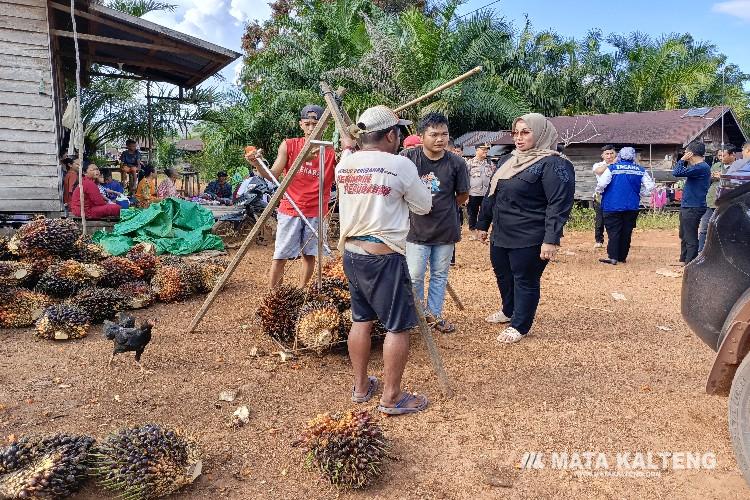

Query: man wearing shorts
<box><xmin>336</xmin><ymin>105</ymin><xmax>432</xmax><ymax>415</ymax></box>
<box><xmin>246</xmin><ymin>104</ymin><xmax>336</xmax><ymax>288</ymax></box>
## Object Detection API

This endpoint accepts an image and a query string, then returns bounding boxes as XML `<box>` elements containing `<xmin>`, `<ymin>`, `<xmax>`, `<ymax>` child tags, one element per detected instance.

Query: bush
<box><xmin>566</xmin><ymin>206</ymin><xmax>679</xmax><ymax>231</ymax></box>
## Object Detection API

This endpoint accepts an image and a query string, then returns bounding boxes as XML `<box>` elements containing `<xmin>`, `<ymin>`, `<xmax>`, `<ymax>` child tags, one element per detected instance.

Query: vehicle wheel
<box><xmin>727</xmin><ymin>289</ymin><xmax>750</xmax><ymax>486</ymax></box>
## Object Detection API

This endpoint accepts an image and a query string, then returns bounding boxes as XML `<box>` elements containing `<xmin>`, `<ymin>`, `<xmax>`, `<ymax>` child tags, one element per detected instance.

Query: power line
<box><xmin>452</xmin><ymin>0</ymin><xmax>503</xmax><ymax>23</ymax></box>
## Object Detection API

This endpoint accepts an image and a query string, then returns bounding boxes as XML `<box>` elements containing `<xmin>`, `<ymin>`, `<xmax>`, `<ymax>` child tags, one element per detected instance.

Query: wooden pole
<box><xmin>186</xmin><ymin>108</ymin><xmax>332</xmax><ymax>333</ymax></box>
<box><xmin>412</xmin><ymin>287</ymin><xmax>453</xmax><ymax>398</ymax></box>
<box><xmin>393</xmin><ymin>66</ymin><xmax>483</xmax><ymax>113</ymax></box>
<box><xmin>320</xmin><ymin>82</ymin><xmax>357</xmax><ymax>145</ymax></box>
<box><xmin>446</xmin><ymin>281</ymin><xmax>465</xmax><ymax>311</ymax></box>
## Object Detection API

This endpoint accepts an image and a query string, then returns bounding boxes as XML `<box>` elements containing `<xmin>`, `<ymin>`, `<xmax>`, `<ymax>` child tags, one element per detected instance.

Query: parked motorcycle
<box><xmin>212</xmin><ymin>176</ymin><xmax>276</xmax><ymax>247</ymax></box>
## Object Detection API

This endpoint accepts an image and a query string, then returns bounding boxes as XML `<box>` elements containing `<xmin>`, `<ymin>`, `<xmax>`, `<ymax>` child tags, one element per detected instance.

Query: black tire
<box><xmin>727</xmin><ymin>289</ymin><xmax>750</xmax><ymax>487</ymax></box>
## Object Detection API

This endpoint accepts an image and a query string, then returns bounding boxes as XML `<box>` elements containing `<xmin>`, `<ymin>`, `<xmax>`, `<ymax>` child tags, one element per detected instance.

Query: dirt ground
<box><xmin>0</xmin><ymin>228</ymin><xmax>747</xmax><ymax>499</ymax></box>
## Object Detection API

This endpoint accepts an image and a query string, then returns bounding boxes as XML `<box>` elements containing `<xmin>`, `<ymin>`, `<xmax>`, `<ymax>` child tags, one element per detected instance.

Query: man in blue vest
<box><xmin>594</xmin><ymin>147</ymin><xmax>655</xmax><ymax>265</ymax></box>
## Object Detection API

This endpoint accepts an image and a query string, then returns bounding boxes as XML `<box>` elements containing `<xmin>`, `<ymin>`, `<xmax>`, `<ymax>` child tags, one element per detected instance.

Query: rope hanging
<box><xmin>69</xmin><ymin>0</ymin><xmax>87</xmax><ymax>234</ymax></box>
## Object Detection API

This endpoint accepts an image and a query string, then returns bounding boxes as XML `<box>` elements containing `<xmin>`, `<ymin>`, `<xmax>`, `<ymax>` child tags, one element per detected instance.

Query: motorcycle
<box><xmin>212</xmin><ymin>176</ymin><xmax>276</xmax><ymax>247</ymax></box>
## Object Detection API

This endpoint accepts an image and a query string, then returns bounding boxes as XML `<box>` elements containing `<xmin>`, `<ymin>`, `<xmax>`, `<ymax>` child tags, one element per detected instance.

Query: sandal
<box><xmin>351</xmin><ymin>376</ymin><xmax>378</xmax><ymax>403</ymax></box>
<box><xmin>496</xmin><ymin>326</ymin><xmax>524</xmax><ymax>344</ymax></box>
<box><xmin>377</xmin><ymin>393</ymin><xmax>428</xmax><ymax>415</ymax></box>
<box><xmin>432</xmin><ymin>319</ymin><xmax>455</xmax><ymax>333</ymax></box>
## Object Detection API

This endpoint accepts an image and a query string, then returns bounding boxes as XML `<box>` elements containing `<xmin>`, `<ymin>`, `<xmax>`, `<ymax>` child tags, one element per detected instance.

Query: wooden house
<box><xmin>458</xmin><ymin>108</ymin><xmax>747</xmax><ymax>201</ymax></box>
<box><xmin>0</xmin><ymin>0</ymin><xmax>240</xmax><ymax>215</ymax></box>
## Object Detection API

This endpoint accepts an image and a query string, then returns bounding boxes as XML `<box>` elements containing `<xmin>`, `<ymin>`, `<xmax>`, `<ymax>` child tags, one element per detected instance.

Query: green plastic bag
<box><xmin>93</xmin><ymin>197</ymin><xmax>224</xmax><ymax>256</ymax></box>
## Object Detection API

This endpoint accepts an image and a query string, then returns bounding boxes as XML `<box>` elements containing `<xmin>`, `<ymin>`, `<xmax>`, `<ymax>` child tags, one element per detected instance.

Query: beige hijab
<box><xmin>488</xmin><ymin>113</ymin><xmax>560</xmax><ymax>194</ymax></box>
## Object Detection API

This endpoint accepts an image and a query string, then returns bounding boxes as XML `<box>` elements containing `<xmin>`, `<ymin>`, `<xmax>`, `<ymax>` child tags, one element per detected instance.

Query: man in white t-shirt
<box><xmin>592</xmin><ymin>144</ymin><xmax>617</xmax><ymax>248</ymax></box>
<box><xmin>336</xmin><ymin>105</ymin><xmax>432</xmax><ymax>416</ymax></box>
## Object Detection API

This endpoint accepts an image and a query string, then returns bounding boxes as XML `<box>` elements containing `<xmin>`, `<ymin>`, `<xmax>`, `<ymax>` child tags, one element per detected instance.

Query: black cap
<box><xmin>217</xmin><ymin>171</ymin><xmax>228</xmax><ymax>178</ymax></box>
<box><xmin>686</xmin><ymin>141</ymin><xmax>706</xmax><ymax>157</ymax></box>
<box><xmin>300</xmin><ymin>104</ymin><xmax>324</xmax><ymax>120</ymax></box>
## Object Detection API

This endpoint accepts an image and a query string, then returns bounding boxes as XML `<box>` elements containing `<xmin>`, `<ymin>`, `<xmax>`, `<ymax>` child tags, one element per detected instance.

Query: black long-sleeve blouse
<box><xmin>475</xmin><ymin>154</ymin><xmax>575</xmax><ymax>248</ymax></box>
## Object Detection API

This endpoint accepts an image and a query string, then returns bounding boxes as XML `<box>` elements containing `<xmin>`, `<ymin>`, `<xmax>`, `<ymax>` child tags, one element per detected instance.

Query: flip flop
<box><xmin>351</xmin><ymin>376</ymin><xmax>378</xmax><ymax>403</ymax></box>
<box><xmin>377</xmin><ymin>393</ymin><xmax>428</xmax><ymax>415</ymax></box>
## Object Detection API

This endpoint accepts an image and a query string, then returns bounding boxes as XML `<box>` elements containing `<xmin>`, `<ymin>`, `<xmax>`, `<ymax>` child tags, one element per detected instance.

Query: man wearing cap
<box><xmin>466</xmin><ymin>142</ymin><xmax>495</xmax><ymax>240</ymax></box>
<box><xmin>336</xmin><ymin>105</ymin><xmax>432</xmax><ymax>415</ymax></box>
<box><xmin>672</xmin><ymin>141</ymin><xmax>712</xmax><ymax>264</ymax></box>
<box><xmin>401</xmin><ymin>112</ymin><xmax>470</xmax><ymax>333</ymax></box>
<box><xmin>246</xmin><ymin>104</ymin><xmax>336</xmax><ymax>288</ymax></box>
<box><xmin>203</xmin><ymin>171</ymin><xmax>233</xmax><ymax>205</ymax></box>
<box><xmin>594</xmin><ymin>147</ymin><xmax>655</xmax><ymax>265</ymax></box>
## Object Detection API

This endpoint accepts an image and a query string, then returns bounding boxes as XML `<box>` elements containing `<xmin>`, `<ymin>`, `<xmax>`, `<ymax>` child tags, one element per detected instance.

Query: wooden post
<box><xmin>394</xmin><ymin>66</ymin><xmax>482</xmax><ymax>113</ymax></box>
<box><xmin>412</xmin><ymin>287</ymin><xmax>453</xmax><ymax>398</ymax></box>
<box><xmin>446</xmin><ymin>282</ymin><xmax>465</xmax><ymax>311</ymax></box>
<box><xmin>186</xmin><ymin>108</ymin><xmax>333</xmax><ymax>333</ymax></box>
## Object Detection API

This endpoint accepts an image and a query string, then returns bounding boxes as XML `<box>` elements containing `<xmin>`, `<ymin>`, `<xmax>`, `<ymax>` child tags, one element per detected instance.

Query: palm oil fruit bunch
<box><xmin>322</xmin><ymin>257</ymin><xmax>347</xmax><ymax>282</ymax></box>
<box><xmin>117</xmin><ymin>280</ymin><xmax>154</xmax><ymax>309</ymax></box>
<box><xmin>8</xmin><ymin>217</ymin><xmax>80</xmax><ymax>257</ymax></box>
<box><xmin>0</xmin><ymin>235</ymin><xmax>13</xmax><ymax>261</ymax></box>
<box><xmin>0</xmin><ymin>288</ymin><xmax>52</xmax><ymax>329</ymax></box>
<box><xmin>126</xmin><ymin>247</ymin><xmax>159</xmax><ymax>281</ymax></box>
<box><xmin>294</xmin><ymin>410</ymin><xmax>386</xmax><ymax>490</ymax></box>
<box><xmin>101</xmin><ymin>256</ymin><xmax>144</xmax><ymax>287</ymax></box>
<box><xmin>308</xmin><ymin>277</ymin><xmax>351</xmax><ymax>313</ymax></box>
<box><xmin>67</xmin><ymin>235</ymin><xmax>107</xmax><ymax>263</ymax></box>
<box><xmin>18</xmin><ymin>250</ymin><xmax>58</xmax><ymax>289</ymax></box>
<box><xmin>35</xmin><ymin>259</ymin><xmax>103</xmax><ymax>298</ymax></box>
<box><xmin>257</xmin><ymin>285</ymin><xmax>305</xmax><ymax>343</ymax></box>
<box><xmin>194</xmin><ymin>260</ymin><xmax>227</xmax><ymax>293</ymax></box>
<box><xmin>70</xmin><ymin>287</ymin><xmax>127</xmax><ymax>323</ymax></box>
<box><xmin>35</xmin><ymin>304</ymin><xmax>91</xmax><ymax>340</ymax></box>
<box><xmin>295</xmin><ymin>300</ymin><xmax>342</xmax><ymax>353</ymax></box>
<box><xmin>0</xmin><ymin>433</ymin><xmax>95</xmax><ymax>499</ymax></box>
<box><xmin>151</xmin><ymin>265</ymin><xmax>194</xmax><ymax>303</ymax></box>
<box><xmin>0</xmin><ymin>261</ymin><xmax>32</xmax><ymax>287</ymax></box>
<box><xmin>89</xmin><ymin>424</ymin><xmax>202</xmax><ymax>499</ymax></box>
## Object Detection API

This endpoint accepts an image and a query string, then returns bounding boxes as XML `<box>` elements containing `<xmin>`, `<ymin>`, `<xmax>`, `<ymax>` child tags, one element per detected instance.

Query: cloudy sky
<box><xmin>143</xmin><ymin>0</ymin><xmax>750</xmax><ymax>90</ymax></box>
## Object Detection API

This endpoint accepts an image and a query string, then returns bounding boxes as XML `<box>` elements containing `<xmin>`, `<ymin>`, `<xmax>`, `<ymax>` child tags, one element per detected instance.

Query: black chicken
<box><xmin>103</xmin><ymin>313</ymin><xmax>153</xmax><ymax>373</ymax></box>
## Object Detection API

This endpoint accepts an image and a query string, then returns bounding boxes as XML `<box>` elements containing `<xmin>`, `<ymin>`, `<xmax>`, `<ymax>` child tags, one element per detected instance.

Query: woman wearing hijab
<box><xmin>476</xmin><ymin>113</ymin><xmax>575</xmax><ymax>344</ymax></box>
<box><xmin>594</xmin><ymin>146</ymin><xmax>655</xmax><ymax>265</ymax></box>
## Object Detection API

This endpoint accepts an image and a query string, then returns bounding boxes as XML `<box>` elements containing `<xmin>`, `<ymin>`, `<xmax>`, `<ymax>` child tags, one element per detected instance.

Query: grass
<box><xmin>566</xmin><ymin>206</ymin><xmax>680</xmax><ymax>231</ymax></box>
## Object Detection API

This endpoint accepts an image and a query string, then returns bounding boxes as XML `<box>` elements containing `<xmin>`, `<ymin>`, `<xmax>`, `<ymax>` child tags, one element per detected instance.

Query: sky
<box><xmin>142</xmin><ymin>0</ymin><xmax>750</xmax><ymax>89</ymax></box>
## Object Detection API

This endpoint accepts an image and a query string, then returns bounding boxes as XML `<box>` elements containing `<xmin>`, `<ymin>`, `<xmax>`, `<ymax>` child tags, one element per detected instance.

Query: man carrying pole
<box><xmin>245</xmin><ymin>105</ymin><xmax>336</xmax><ymax>288</ymax></box>
<box><xmin>336</xmin><ymin>105</ymin><xmax>433</xmax><ymax>415</ymax></box>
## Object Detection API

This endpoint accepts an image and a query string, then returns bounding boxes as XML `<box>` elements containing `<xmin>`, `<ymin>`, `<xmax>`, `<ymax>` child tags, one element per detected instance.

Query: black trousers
<box><xmin>679</xmin><ymin>207</ymin><xmax>707</xmax><ymax>264</ymax></box>
<box><xmin>467</xmin><ymin>195</ymin><xmax>483</xmax><ymax>230</ymax></box>
<box><xmin>489</xmin><ymin>244</ymin><xmax>548</xmax><ymax>335</ymax></box>
<box><xmin>603</xmin><ymin>210</ymin><xmax>639</xmax><ymax>262</ymax></box>
<box><xmin>593</xmin><ymin>200</ymin><xmax>605</xmax><ymax>244</ymax></box>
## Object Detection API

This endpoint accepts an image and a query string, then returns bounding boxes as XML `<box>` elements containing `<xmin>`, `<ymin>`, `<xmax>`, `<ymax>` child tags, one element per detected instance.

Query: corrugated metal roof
<box><xmin>49</xmin><ymin>0</ymin><xmax>241</xmax><ymax>88</ymax></box>
<box><xmin>491</xmin><ymin>107</ymin><xmax>747</xmax><ymax>147</ymax></box>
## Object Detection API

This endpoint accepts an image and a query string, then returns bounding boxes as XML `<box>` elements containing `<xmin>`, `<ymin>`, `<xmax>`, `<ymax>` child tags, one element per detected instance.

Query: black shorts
<box><xmin>343</xmin><ymin>250</ymin><xmax>418</xmax><ymax>333</ymax></box>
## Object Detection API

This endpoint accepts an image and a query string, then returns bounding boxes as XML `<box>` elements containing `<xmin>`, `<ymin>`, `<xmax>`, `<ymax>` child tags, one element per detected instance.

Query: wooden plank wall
<box><xmin>0</xmin><ymin>0</ymin><xmax>61</xmax><ymax>213</ymax></box>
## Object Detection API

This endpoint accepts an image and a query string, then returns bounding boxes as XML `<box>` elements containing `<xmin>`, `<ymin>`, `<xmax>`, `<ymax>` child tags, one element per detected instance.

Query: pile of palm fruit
<box><xmin>0</xmin><ymin>218</ymin><xmax>228</xmax><ymax>338</ymax></box>
<box><xmin>0</xmin><ymin>425</ymin><xmax>201</xmax><ymax>499</ymax></box>
<box><xmin>257</xmin><ymin>257</ymin><xmax>389</xmax><ymax>354</ymax></box>
<box><xmin>294</xmin><ymin>410</ymin><xmax>387</xmax><ymax>490</ymax></box>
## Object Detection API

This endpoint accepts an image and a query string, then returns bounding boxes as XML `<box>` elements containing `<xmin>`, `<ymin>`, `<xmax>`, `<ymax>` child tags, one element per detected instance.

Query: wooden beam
<box><xmin>51</xmin><ymin>29</ymin><xmax>195</xmax><ymax>56</ymax></box>
<box><xmin>59</xmin><ymin>52</ymin><xmax>193</xmax><ymax>77</ymax></box>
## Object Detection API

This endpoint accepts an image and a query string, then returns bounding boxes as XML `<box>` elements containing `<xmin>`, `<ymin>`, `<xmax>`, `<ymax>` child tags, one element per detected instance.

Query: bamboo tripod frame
<box><xmin>187</xmin><ymin>68</ymin><xmax>484</xmax><ymax>396</ymax></box>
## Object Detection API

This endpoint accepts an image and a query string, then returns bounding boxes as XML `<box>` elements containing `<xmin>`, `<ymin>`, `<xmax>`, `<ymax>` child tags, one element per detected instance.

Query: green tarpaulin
<box><xmin>92</xmin><ymin>198</ymin><xmax>225</xmax><ymax>256</ymax></box>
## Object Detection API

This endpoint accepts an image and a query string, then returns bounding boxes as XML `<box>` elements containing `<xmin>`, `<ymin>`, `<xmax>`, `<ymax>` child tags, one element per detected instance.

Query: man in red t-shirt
<box><xmin>246</xmin><ymin>104</ymin><xmax>336</xmax><ymax>287</ymax></box>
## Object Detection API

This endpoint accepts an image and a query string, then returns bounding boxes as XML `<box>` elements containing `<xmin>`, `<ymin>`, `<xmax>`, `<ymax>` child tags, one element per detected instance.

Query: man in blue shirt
<box><xmin>595</xmin><ymin>147</ymin><xmax>655</xmax><ymax>265</ymax></box>
<box><xmin>672</xmin><ymin>141</ymin><xmax>711</xmax><ymax>264</ymax></box>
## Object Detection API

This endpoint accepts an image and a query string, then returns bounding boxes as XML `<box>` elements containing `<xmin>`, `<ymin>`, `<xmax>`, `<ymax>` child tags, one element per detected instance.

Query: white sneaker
<box><xmin>485</xmin><ymin>310</ymin><xmax>511</xmax><ymax>323</ymax></box>
<box><xmin>496</xmin><ymin>326</ymin><xmax>524</xmax><ymax>344</ymax></box>
<box><xmin>593</xmin><ymin>242</ymin><xmax>604</xmax><ymax>248</ymax></box>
